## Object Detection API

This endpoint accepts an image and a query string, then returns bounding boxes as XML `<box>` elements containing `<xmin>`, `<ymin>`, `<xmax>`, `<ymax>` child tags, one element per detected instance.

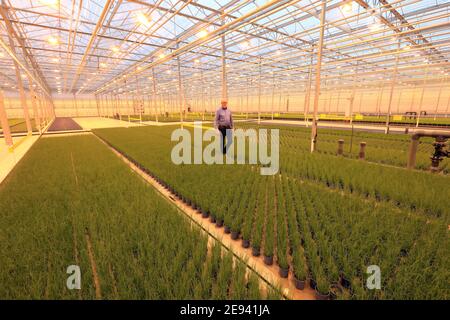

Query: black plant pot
<box><xmin>202</xmin><ymin>211</ymin><xmax>209</xmax><ymax>218</ymax></box>
<box><xmin>242</xmin><ymin>239</ymin><xmax>250</xmax><ymax>248</ymax></box>
<box><xmin>224</xmin><ymin>226</ymin><xmax>231</xmax><ymax>234</ymax></box>
<box><xmin>263</xmin><ymin>255</ymin><xmax>273</xmax><ymax>266</ymax></box>
<box><xmin>315</xmin><ymin>291</ymin><xmax>330</xmax><ymax>300</ymax></box>
<box><xmin>216</xmin><ymin>219</ymin><xmax>224</xmax><ymax>228</ymax></box>
<box><xmin>209</xmin><ymin>215</ymin><xmax>216</xmax><ymax>223</ymax></box>
<box><xmin>294</xmin><ymin>278</ymin><xmax>306</xmax><ymax>290</ymax></box>
<box><xmin>309</xmin><ymin>278</ymin><xmax>317</xmax><ymax>290</ymax></box>
<box><xmin>187</xmin><ymin>200</ymin><xmax>192</xmax><ymax>206</ymax></box>
<box><xmin>279</xmin><ymin>266</ymin><xmax>289</xmax><ymax>278</ymax></box>
<box><xmin>252</xmin><ymin>246</ymin><xmax>260</xmax><ymax>257</ymax></box>
<box><xmin>340</xmin><ymin>276</ymin><xmax>351</xmax><ymax>289</ymax></box>
<box><xmin>231</xmin><ymin>231</ymin><xmax>239</xmax><ymax>240</ymax></box>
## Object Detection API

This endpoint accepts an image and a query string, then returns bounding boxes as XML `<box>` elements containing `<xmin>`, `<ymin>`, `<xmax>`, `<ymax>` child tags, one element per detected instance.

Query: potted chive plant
<box><xmin>241</xmin><ymin>222</ymin><xmax>252</xmax><ymax>249</ymax></box>
<box><xmin>251</xmin><ymin>244</ymin><xmax>260</xmax><ymax>257</ymax></box>
<box><xmin>230</xmin><ymin>221</ymin><xmax>240</xmax><ymax>240</ymax></box>
<box><xmin>315</xmin><ymin>276</ymin><xmax>330</xmax><ymax>300</ymax></box>
<box><xmin>263</xmin><ymin>237</ymin><xmax>274</xmax><ymax>265</ymax></box>
<box><xmin>224</xmin><ymin>215</ymin><xmax>232</xmax><ymax>234</ymax></box>
<box><xmin>292</xmin><ymin>249</ymin><xmax>308</xmax><ymax>290</ymax></box>
<box><xmin>277</xmin><ymin>255</ymin><xmax>289</xmax><ymax>278</ymax></box>
<box><xmin>215</xmin><ymin>210</ymin><xmax>224</xmax><ymax>228</ymax></box>
<box><xmin>294</xmin><ymin>267</ymin><xmax>307</xmax><ymax>290</ymax></box>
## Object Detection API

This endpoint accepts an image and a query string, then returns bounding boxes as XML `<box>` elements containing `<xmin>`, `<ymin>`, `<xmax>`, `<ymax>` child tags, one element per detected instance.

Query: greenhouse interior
<box><xmin>0</xmin><ymin>0</ymin><xmax>449</xmax><ymax>303</ymax></box>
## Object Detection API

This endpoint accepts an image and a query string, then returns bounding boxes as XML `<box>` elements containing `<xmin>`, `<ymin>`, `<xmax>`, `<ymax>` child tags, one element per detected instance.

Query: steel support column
<box><xmin>310</xmin><ymin>0</ymin><xmax>326</xmax><ymax>153</ymax></box>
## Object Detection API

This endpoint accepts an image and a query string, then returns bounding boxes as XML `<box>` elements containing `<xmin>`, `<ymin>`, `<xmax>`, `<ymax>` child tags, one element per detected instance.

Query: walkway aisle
<box><xmin>73</xmin><ymin>117</ymin><xmax>141</xmax><ymax>130</ymax></box>
<box><xmin>48</xmin><ymin>117</ymin><xmax>83</xmax><ymax>132</ymax></box>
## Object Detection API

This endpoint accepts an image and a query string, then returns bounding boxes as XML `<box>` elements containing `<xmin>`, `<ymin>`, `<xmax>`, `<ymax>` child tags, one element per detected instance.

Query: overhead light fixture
<box><xmin>340</xmin><ymin>2</ymin><xmax>353</xmax><ymax>15</ymax></box>
<box><xmin>40</xmin><ymin>0</ymin><xmax>59</xmax><ymax>7</ymax></box>
<box><xmin>159</xmin><ymin>53</ymin><xmax>165</xmax><ymax>59</ymax></box>
<box><xmin>136</xmin><ymin>12</ymin><xmax>151</xmax><ymax>26</ymax></box>
<box><xmin>241</xmin><ymin>40</ymin><xmax>250</xmax><ymax>48</ymax></box>
<box><xmin>100</xmin><ymin>62</ymin><xmax>107</xmax><ymax>68</ymax></box>
<box><xmin>0</xmin><ymin>52</ymin><xmax>5</xmax><ymax>58</ymax></box>
<box><xmin>197</xmin><ymin>29</ymin><xmax>208</xmax><ymax>38</ymax></box>
<box><xmin>194</xmin><ymin>59</ymin><xmax>200</xmax><ymax>64</ymax></box>
<box><xmin>47</xmin><ymin>36</ymin><xmax>59</xmax><ymax>45</ymax></box>
<box><xmin>51</xmin><ymin>57</ymin><xmax>59</xmax><ymax>63</ymax></box>
<box><xmin>111</xmin><ymin>46</ymin><xmax>120</xmax><ymax>53</ymax></box>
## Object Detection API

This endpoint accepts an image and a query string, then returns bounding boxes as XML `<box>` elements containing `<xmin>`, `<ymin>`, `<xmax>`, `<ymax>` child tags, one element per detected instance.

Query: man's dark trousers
<box><xmin>218</xmin><ymin>125</ymin><xmax>231</xmax><ymax>154</ymax></box>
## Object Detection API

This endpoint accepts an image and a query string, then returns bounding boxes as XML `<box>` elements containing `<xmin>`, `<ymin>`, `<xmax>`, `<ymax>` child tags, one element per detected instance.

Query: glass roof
<box><xmin>0</xmin><ymin>0</ymin><xmax>448</xmax><ymax>99</ymax></box>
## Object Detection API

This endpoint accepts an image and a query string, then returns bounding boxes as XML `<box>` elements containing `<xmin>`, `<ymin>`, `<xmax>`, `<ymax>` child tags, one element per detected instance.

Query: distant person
<box><xmin>214</xmin><ymin>100</ymin><xmax>234</xmax><ymax>154</ymax></box>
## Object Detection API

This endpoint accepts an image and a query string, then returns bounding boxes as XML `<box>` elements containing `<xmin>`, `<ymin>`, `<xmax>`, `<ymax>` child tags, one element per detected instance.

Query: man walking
<box><xmin>214</xmin><ymin>100</ymin><xmax>234</xmax><ymax>154</ymax></box>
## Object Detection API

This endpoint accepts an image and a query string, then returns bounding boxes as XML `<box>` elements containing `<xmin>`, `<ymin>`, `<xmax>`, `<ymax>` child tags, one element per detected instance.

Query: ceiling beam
<box><xmin>68</xmin><ymin>0</ymin><xmax>114</xmax><ymax>93</ymax></box>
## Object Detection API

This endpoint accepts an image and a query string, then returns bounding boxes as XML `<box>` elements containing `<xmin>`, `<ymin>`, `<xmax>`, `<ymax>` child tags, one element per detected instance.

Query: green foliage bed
<box><xmin>253</xmin><ymin>113</ymin><xmax>450</xmax><ymax>127</ymax></box>
<box><xmin>94</xmin><ymin>125</ymin><xmax>449</xmax><ymax>299</ymax></box>
<box><xmin>0</xmin><ymin>118</ymin><xmax>37</xmax><ymax>134</ymax></box>
<box><xmin>0</xmin><ymin>135</ymin><xmax>275</xmax><ymax>299</ymax></box>
<box><xmin>237</xmin><ymin>123</ymin><xmax>448</xmax><ymax>173</ymax></box>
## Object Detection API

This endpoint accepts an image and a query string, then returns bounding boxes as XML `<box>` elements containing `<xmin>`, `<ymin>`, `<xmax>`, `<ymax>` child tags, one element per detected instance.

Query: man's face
<box><xmin>221</xmin><ymin>101</ymin><xmax>228</xmax><ymax>109</ymax></box>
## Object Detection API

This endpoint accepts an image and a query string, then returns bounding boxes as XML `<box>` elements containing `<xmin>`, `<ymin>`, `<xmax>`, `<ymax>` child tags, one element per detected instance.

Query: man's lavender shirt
<box><xmin>214</xmin><ymin>107</ymin><xmax>234</xmax><ymax>129</ymax></box>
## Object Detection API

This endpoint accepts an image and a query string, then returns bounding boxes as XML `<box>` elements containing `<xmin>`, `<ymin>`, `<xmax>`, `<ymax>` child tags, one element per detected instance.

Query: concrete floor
<box><xmin>0</xmin><ymin>135</ymin><xmax>39</xmax><ymax>185</ymax></box>
<box><xmin>73</xmin><ymin>117</ymin><xmax>142</xmax><ymax>130</ymax></box>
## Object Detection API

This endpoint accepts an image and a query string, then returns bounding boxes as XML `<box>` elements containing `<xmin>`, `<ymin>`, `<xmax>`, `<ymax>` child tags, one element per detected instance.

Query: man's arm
<box><xmin>214</xmin><ymin>109</ymin><xmax>219</xmax><ymax>129</ymax></box>
<box><xmin>229</xmin><ymin>111</ymin><xmax>234</xmax><ymax>129</ymax></box>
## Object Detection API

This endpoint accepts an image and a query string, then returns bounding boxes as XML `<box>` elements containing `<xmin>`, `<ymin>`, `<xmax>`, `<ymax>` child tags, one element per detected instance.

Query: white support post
<box><xmin>258</xmin><ymin>57</ymin><xmax>262</xmax><ymax>124</ymax></box>
<box><xmin>304</xmin><ymin>49</ymin><xmax>314</xmax><ymax>127</ymax></box>
<box><xmin>310</xmin><ymin>0</ymin><xmax>326</xmax><ymax>153</ymax></box>
<box><xmin>271</xmin><ymin>73</ymin><xmax>275</xmax><ymax>120</ymax></box>
<box><xmin>246</xmin><ymin>78</ymin><xmax>249</xmax><ymax>119</ymax></box>
<box><xmin>73</xmin><ymin>93</ymin><xmax>79</xmax><ymax>117</ymax></box>
<box><xmin>13</xmin><ymin>63</ymin><xmax>32</xmax><ymax>134</ymax></box>
<box><xmin>416</xmin><ymin>65</ymin><xmax>430</xmax><ymax>127</ymax></box>
<box><xmin>0</xmin><ymin>90</ymin><xmax>13</xmax><ymax>147</ymax></box>
<box><xmin>177</xmin><ymin>54</ymin><xmax>184</xmax><ymax>123</ymax></box>
<box><xmin>152</xmin><ymin>68</ymin><xmax>158</xmax><ymax>123</ymax></box>
<box><xmin>201</xmin><ymin>69</ymin><xmax>205</xmax><ymax>120</ymax></box>
<box><xmin>385</xmin><ymin>40</ymin><xmax>400</xmax><ymax>134</ymax></box>
<box><xmin>221</xmin><ymin>16</ymin><xmax>228</xmax><ymax>102</ymax></box>
<box><xmin>27</xmin><ymin>76</ymin><xmax>41</xmax><ymax>133</ymax></box>
<box><xmin>433</xmin><ymin>78</ymin><xmax>444</xmax><ymax>120</ymax></box>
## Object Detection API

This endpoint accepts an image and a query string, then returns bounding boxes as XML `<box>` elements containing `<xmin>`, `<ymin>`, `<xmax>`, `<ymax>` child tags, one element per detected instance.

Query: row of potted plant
<box><xmin>93</xmin><ymin>126</ymin><xmax>449</xmax><ymax>299</ymax></box>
